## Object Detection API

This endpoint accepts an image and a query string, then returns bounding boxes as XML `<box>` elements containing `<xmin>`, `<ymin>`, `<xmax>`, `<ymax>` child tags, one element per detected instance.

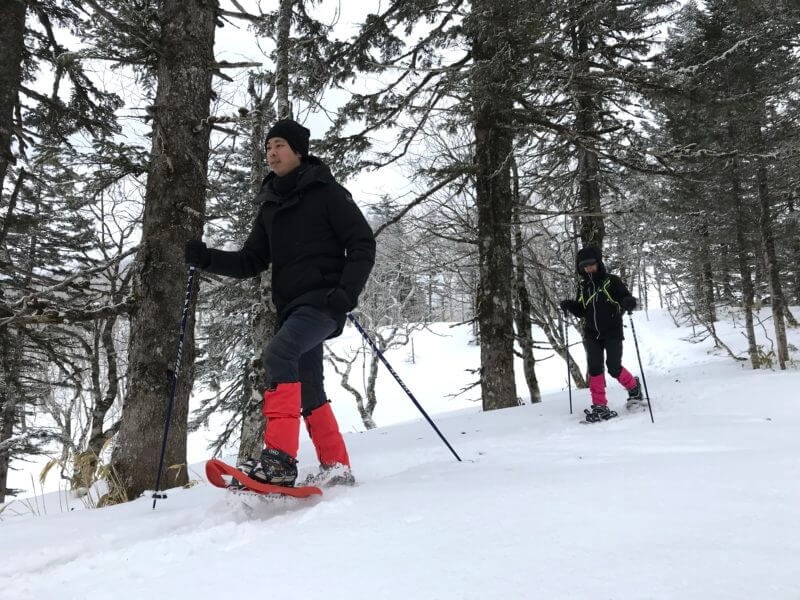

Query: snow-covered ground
<box><xmin>2</xmin><ymin>308</ymin><xmax>799</xmax><ymax>599</ymax></box>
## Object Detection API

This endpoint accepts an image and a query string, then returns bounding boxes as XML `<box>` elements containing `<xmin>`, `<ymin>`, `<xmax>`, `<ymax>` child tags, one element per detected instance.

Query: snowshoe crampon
<box><xmin>625</xmin><ymin>377</ymin><xmax>647</xmax><ymax>412</ymax></box>
<box><xmin>301</xmin><ymin>463</ymin><xmax>356</xmax><ymax>488</ymax></box>
<box><xmin>625</xmin><ymin>398</ymin><xmax>648</xmax><ymax>412</ymax></box>
<box><xmin>581</xmin><ymin>404</ymin><xmax>618</xmax><ymax>424</ymax></box>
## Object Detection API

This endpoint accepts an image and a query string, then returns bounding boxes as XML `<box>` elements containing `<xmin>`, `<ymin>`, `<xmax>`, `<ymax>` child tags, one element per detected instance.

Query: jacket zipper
<box><xmin>589</xmin><ymin>272</ymin><xmax>600</xmax><ymax>339</ymax></box>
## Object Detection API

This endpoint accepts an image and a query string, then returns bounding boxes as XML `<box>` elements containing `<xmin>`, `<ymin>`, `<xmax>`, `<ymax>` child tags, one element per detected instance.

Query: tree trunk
<box><xmin>640</xmin><ymin>253</ymin><xmax>649</xmax><ymax>314</ymax></box>
<box><xmin>698</xmin><ymin>218</ymin><xmax>717</xmax><ymax>323</ymax></box>
<box><xmin>469</xmin><ymin>0</ymin><xmax>518</xmax><ymax>411</ymax></box>
<box><xmin>526</xmin><ymin>246</ymin><xmax>587</xmax><ymax>388</ymax></box>
<box><xmin>327</xmin><ymin>351</ymin><xmax>376</xmax><ymax>430</ymax></box>
<box><xmin>618</xmin><ymin>238</ymin><xmax>628</xmax><ymax>286</ymax></box>
<box><xmin>754</xmin><ymin>121</ymin><xmax>789</xmax><ymax>369</ymax></box>
<box><xmin>236</xmin><ymin>361</ymin><xmax>266</xmax><ymax>462</ymax></box>
<box><xmin>365</xmin><ymin>348</ymin><xmax>380</xmax><ymax>420</ymax></box>
<box><xmin>88</xmin><ymin>316</ymin><xmax>120</xmax><ymax>455</ymax></box>
<box><xmin>789</xmin><ymin>197</ymin><xmax>800</xmax><ymax>305</ymax></box>
<box><xmin>275</xmin><ymin>0</ymin><xmax>293</xmax><ymax>120</ymax></box>
<box><xmin>571</xmin><ymin>1</ymin><xmax>604</xmax><ymax>250</ymax></box>
<box><xmin>0</xmin><ymin>329</ymin><xmax>21</xmax><ymax>503</ymax></box>
<box><xmin>73</xmin><ymin>315</ymin><xmax>122</xmax><ymax>488</ymax></box>
<box><xmin>655</xmin><ymin>267</ymin><xmax>664</xmax><ymax>309</ymax></box>
<box><xmin>237</xmin><ymin>76</ymin><xmax>277</xmax><ymax>464</ymax></box>
<box><xmin>721</xmin><ymin>244</ymin><xmax>734</xmax><ymax>303</ymax></box>
<box><xmin>544</xmin><ymin>317</ymin><xmax>587</xmax><ymax>388</ymax></box>
<box><xmin>730</xmin><ymin>151</ymin><xmax>760</xmax><ymax>369</ymax></box>
<box><xmin>0</xmin><ymin>0</ymin><xmax>26</xmax><ymax>194</ymax></box>
<box><xmin>511</xmin><ymin>160</ymin><xmax>540</xmax><ymax>404</ymax></box>
<box><xmin>112</xmin><ymin>0</ymin><xmax>217</xmax><ymax>500</ymax></box>
<box><xmin>1</xmin><ymin>176</ymin><xmax>40</xmax><ymax>501</ymax></box>
<box><xmin>428</xmin><ymin>270</ymin><xmax>434</xmax><ymax>322</ymax></box>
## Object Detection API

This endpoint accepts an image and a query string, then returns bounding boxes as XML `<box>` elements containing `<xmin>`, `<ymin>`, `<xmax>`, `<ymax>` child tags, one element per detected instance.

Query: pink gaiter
<box><xmin>616</xmin><ymin>367</ymin><xmax>637</xmax><ymax>390</ymax></box>
<box><xmin>589</xmin><ymin>374</ymin><xmax>607</xmax><ymax>406</ymax></box>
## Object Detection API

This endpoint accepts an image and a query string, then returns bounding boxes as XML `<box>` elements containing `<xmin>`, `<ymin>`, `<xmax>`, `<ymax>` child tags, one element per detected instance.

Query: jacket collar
<box><xmin>257</xmin><ymin>155</ymin><xmax>333</xmax><ymax>206</ymax></box>
<box><xmin>580</xmin><ymin>264</ymin><xmax>607</xmax><ymax>281</ymax></box>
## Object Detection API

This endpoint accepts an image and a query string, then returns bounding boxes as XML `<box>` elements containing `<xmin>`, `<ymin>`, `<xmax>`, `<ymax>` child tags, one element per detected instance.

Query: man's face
<box><xmin>266</xmin><ymin>137</ymin><xmax>302</xmax><ymax>176</ymax></box>
<box><xmin>583</xmin><ymin>262</ymin><xmax>599</xmax><ymax>274</ymax></box>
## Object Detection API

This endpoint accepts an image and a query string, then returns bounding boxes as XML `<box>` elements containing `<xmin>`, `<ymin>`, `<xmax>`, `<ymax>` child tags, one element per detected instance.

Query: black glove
<box><xmin>621</xmin><ymin>295</ymin><xmax>637</xmax><ymax>313</ymax></box>
<box><xmin>184</xmin><ymin>240</ymin><xmax>210</xmax><ymax>268</ymax></box>
<box><xmin>327</xmin><ymin>287</ymin><xmax>354</xmax><ymax>314</ymax></box>
<box><xmin>559</xmin><ymin>299</ymin><xmax>576</xmax><ymax>314</ymax></box>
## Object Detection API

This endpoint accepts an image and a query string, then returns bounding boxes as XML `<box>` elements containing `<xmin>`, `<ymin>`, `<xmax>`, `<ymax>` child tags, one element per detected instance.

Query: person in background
<box><xmin>560</xmin><ymin>246</ymin><xmax>645</xmax><ymax>422</ymax></box>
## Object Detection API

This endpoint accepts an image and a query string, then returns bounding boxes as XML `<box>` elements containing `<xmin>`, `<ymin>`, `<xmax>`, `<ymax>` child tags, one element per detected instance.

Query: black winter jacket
<box><xmin>562</xmin><ymin>247</ymin><xmax>633</xmax><ymax>340</ymax></box>
<box><xmin>204</xmin><ymin>156</ymin><xmax>376</xmax><ymax>337</ymax></box>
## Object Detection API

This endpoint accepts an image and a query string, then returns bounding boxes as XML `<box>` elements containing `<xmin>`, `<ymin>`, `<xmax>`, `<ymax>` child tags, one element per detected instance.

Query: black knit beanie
<box><xmin>576</xmin><ymin>247</ymin><xmax>599</xmax><ymax>267</ymax></box>
<box><xmin>265</xmin><ymin>119</ymin><xmax>310</xmax><ymax>159</ymax></box>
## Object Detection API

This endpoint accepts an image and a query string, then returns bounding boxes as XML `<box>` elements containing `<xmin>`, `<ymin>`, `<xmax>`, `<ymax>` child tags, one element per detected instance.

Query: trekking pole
<box><xmin>564</xmin><ymin>319</ymin><xmax>573</xmax><ymax>414</ymax></box>
<box><xmin>347</xmin><ymin>313</ymin><xmax>462</xmax><ymax>462</ymax></box>
<box><xmin>153</xmin><ymin>266</ymin><xmax>196</xmax><ymax>509</ymax></box>
<box><xmin>628</xmin><ymin>312</ymin><xmax>655</xmax><ymax>424</ymax></box>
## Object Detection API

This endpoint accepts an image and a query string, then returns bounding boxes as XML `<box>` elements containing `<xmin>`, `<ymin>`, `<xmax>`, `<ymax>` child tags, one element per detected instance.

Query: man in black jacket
<box><xmin>560</xmin><ymin>246</ymin><xmax>645</xmax><ymax>422</ymax></box>
<box><xmin>185</xmin><ymin>119</ymin><xmax>376</xmax><ymax>486</ymax></box>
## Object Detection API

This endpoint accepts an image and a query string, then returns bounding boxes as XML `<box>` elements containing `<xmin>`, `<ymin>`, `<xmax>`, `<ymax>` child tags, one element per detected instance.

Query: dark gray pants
<box><xmin>263</xmin><ymin>305</ymin><xmax>337</xmax><ymax>414</ymax></box>
<box><xmin>584</xmin><ymin>335</ymin><xmax>624</xmax><ymax>378</ymax></box>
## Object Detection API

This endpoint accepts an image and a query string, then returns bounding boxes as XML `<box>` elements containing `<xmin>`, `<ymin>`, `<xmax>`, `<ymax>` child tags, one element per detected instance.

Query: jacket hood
<box><xmin>576</xmin><ymin>246</ymin><xmax>607</xmax><ymax>277</ymax></box>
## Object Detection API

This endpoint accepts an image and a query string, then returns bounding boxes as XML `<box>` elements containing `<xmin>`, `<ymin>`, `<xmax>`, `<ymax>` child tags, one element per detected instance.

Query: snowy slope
<box><xmin>2</xmin><ymin>309</ymin><xmax>800</xmax><ymax>600</ymax></box>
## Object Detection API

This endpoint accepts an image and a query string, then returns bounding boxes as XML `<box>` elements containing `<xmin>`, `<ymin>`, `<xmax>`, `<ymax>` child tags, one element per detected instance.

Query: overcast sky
<box><xmin>213</xmin><ymin>0</ymin><xmax>416</xmax><ymax>213</ymax></box>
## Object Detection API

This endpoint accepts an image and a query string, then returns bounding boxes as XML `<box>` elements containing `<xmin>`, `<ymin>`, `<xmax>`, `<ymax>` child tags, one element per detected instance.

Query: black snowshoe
<box><xmin>625</xmin><ymin>377</ymin><xmax>647</xmax><ymax>412</ymax></box>
<box><xmin>234</xmin><ymin>447</ymin><xmax>298</xmax><ymax>488</ymax></box>
<box><xmin>583</xmin><ymin>403</ymin><xmax>618</xmax><ymax>423</ymax></box>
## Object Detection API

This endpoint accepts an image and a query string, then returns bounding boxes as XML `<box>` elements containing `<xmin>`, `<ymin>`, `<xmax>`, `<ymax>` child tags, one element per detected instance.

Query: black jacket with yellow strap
<box><xmin>562</xmin><ymin>248</ymin><xmax>632</xmax><ymax>340</ymax></box>
<box><xmin>572</xmin><ymin>272</ymin><xmax>631</xmax><ymax>339</ymax></box>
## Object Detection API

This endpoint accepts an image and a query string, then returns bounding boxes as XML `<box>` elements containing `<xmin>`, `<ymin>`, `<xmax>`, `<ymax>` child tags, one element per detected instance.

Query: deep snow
<box><xmin>2</xmin><ymin>308</ymin><xmax>799</xmax><ymax>600</ymax></box>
